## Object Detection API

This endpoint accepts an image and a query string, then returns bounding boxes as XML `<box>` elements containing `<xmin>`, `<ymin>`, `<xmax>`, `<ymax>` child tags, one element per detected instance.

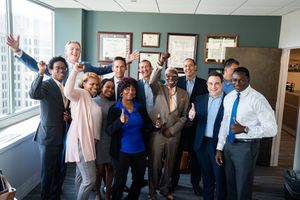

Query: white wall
<box><xmin>279</xmin><ymin>9</ymin><xmax>300</xmax><ymax>49</ymax></box>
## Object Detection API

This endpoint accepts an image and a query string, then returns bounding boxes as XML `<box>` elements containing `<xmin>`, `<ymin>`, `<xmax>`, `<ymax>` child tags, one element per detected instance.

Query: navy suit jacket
<box><xmin>193</xmin><ymin>93</ymin><xmax>225</xmax><ymax>151</ymax></box>
<box><xmin>17</xmin><ymin>51</ymin><xmax>112</xmax><ymax>84</ymax></box>
<box><xmin>29</xmin><ymin>75</ymin><xmax>67</xmax><ymax>146</ymax></box>
<box><xmin>136</xmin><ymin>79</ymin><xmax>147</xmax><ymax>110</ymax></box>
<box><xmin>177</xmin><ymin>76</ymin><xmax>208</xmax><ymax>104</ymax></box>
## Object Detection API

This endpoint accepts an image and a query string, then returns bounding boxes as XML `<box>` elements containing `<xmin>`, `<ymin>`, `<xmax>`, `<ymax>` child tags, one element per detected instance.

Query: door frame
<box><xmin>270</xmin><ymin>49</ymin><xmax>290</xmax><ymax>166</ymax></box>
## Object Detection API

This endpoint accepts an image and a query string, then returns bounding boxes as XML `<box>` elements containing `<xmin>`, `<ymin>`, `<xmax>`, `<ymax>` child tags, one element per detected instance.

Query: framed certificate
<box><xmin>167</xmin><ymin>33</ymin><xmax>198</xmax><ymax>71</ymax></box>
<box><xmin>138</xmin><ymin>51</ymin><xmax>161</xmax><ymax>79</ymax></box>
<box><xmin>141</xmin><ymin>32</ymin><xmax>160</xmax><ymax>48</ymax></box>
<box><xmin>97</xmin><ymin>32</ymin><xmax>132</xmax><ymax>64</ymax></box>
<box><xmin>204</xmin><ymin>34</ymin><xmax>238</xmax><ymax>64</ymax></box>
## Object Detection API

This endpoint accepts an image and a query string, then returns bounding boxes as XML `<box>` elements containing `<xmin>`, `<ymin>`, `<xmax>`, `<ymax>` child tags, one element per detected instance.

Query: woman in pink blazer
<box><xmin>64</xmin><ymin>64</ymin><xmax>102</xmax><ymax>200</ymax></box>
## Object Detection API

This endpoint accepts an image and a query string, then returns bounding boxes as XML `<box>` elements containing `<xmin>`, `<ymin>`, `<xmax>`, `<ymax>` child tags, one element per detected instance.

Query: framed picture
<box><xmin>141</xmin><ymin>32</ymin><xmax>160</xmax><ymax>48</ymax></box>
<box><xmin>204</xmin><ymin>34</ymin><xmax>238</xmax><ymax>64</ymax></box>
<box><xmin>167</xmin><ymin>33</ymin><xmax>198</xmax><ymax>70</ymax></box>
<box><xmin>97</xmin><ymin>32</ymin><xmax>132</xmax><ymax>64</ymax></box>
<box><xmin>138</xmin><ymin>51</ymin><xmax>161</xmax><ymax>79</ymax></box>
<box><xmin>208</xmin><ymin>68</ymin><xmax>224</xmax><ymax>75</ymax></box>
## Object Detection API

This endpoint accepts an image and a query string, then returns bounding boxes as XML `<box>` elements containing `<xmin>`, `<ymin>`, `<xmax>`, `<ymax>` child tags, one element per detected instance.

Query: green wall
<box><xmin>55</xmin><ymin>9</ymin><xmax>281</xmax><ymax>79</ymax></box>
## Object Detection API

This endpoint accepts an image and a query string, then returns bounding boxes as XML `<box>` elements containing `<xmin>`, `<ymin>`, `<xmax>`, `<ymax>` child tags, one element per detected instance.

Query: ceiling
<box><xmin>38</xmin><ymin>0</ymin><xmax>300</xmax><ymax>16</ymax></box>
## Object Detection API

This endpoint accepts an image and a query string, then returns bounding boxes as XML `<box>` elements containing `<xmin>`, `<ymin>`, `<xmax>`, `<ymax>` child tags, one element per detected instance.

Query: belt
<box><xmin>235</xmin><ymin>138</ymin><xmax>260</xmax><ymax>143</ymax></box>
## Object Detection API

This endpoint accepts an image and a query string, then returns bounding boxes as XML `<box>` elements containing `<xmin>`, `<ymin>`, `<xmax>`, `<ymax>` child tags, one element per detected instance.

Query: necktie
<box><xmin>115</xmin><ymin>81</ymin><xmax>120</xmax><ymax>100</ymax></box>
<box><xmin>144</xmin><ymin>81</ymin><xmax>153</xmax><ymax>114</ymax></box>
<box><xmin>187</xmin><ymin>79</ymin><xmax>193</xmax><ymax>98</ymax></box>
<box><xmin>228</xmin><ymin>92</ymin><xmax>240</xmax><ymax>143</ymax></box>
<box><xmin>59</xmin><ymin>84</ymin><xmax>68</xmax><ymax>108</ymax></box>
<box><xmin>169</xmin><ymin>88</ymin><xmax>173</xmax><ymax>112</ymax></box>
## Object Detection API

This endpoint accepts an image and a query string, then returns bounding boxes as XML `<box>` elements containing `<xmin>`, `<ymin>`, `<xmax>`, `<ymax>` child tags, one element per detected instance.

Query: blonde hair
<box><xmin>79</xmin><ymin>72</ymin><xmax>101</xmax><ymax>91</ymax></box>
<box><xmin>64</xmin><ymin>41</ymin><xmax>81</xmax><ymax>58</ymax></box>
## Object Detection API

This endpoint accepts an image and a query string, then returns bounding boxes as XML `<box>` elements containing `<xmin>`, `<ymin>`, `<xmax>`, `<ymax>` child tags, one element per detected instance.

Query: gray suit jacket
<box><xmin>29</xmin><ymin>75</ymin><xmax>66</xmax><ymax>146</ymax></box>
<box><xmin>149</xmin><ymin>66</ymin><xmax>189</xmax><ymax>138</ymax></box>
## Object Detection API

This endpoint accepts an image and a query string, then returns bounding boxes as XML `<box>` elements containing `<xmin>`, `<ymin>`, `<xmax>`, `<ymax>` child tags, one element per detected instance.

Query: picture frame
<box><xmin>208</xmin><ymin>68</ymin><xmax>224</xmax><ymax>75</ymax></box>
<box><xmin>138</xmin><ymin>51</ymin><xmax>161</xmax><ymax>79</ymax></box>
<box><xmin>204</xmin><ymin>34</ymin><xmax>238</xmax><ymax>64</ymax></box>
<box><xmin>167</xmin><ymin>33</ymin><xmax>198</xmax><ymax>70</ymax></box>
<box><xmin>97</xmin><ymin>32</ymin><xmax>132</xmax><ymax>64</ymax></box>
<box><xmin>141</xmin><ymin>32</ymin><xmax>160</xmax><ymax>48</ymax></box>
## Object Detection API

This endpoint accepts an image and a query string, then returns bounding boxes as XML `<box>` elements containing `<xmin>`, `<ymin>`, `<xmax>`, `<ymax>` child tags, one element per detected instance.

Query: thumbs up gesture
<box><xmin>155</xmin><ymin>114</ymin><xmax>163</xmax><ymax>128</ymax></box>
<box><xmin>120</xmin><ymin>109</ymin><xmax>129</xmax><ymax>123</ymax></box>
<box><xmin>188</xmin><ymin>103</ymin><xmax>196</xmax><ymax>120</ymax></box>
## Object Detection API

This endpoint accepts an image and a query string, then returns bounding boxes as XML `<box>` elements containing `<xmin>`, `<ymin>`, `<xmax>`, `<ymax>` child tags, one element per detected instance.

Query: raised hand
<box><xmin>38</xmin><ymin>61</ymin><xmax>47</xmax><ymax>75</ymax></box>
<box><xmin>6</xmin><ymin>34</ymin><xmax>20</xmax><ymax>52</ymax></box>
<box><xmin>127</xmin><ymin>50</ymin><xmax>140</xmax><ymax>63</ymax></box>
<box><xmin>74</xmin><ymin>62</ymin><xmax>85</xmax><ymax>72</ymax></box>
<box><xmin>155</xmin><ymin>114</ymin><xmax>163</xmax><ymax>128</ymax></box>
<box><xmin>157</xmin><ymin>52</ymin><xmax>170</xmax><ymax>66</ymax></box>
<box><xmin>120</xmin><ymin>109</ymin><xmax>129</xmax><ymax>123</ymax></box>
<box><xmin>188</xmin><ymin>103</ymin><xmax>196</xmax><ymax>120</ymax></box>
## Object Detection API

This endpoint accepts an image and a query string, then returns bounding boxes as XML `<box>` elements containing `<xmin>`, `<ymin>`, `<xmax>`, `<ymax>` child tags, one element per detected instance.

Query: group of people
<box><xmin>6</xmin><ymin>34</ymin><xmax>277</xmax><ymax>200</ymax></box>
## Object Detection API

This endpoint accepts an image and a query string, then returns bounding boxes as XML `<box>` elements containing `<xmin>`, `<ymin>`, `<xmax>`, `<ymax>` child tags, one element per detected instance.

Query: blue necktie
<box><xmin>228</xmin><ymin>92</ymin><xmax>240</xmax><ymax>143</ymax></box>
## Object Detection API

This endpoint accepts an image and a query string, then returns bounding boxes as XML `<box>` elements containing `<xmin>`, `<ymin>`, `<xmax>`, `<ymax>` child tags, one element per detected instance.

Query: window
<box><xmin>0</xmin><ymin>0</ymin><xmax>54</xmax><ymax>128</ymax></box>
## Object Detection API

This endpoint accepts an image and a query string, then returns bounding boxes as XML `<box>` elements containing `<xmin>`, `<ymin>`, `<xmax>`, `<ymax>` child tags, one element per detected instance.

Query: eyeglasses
<box><xmin>53</xmin><ymin>66</ymin><xmax>67</xmax><ymax>71</ymax></box>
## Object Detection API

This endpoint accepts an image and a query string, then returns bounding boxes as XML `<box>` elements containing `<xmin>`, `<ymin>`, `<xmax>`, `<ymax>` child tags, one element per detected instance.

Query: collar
<box><xmin>52</xmin><ymin>78</ymin><xmax>63</xmax><ymax>87</ymax></box>
<box><xmin>234</xmin><ymin>85</ymin><xmax>251</xmax><ymax>97</ymax></box>
<box><xmin>186</xmin><ymin>76</ymin><xmax>196</xmax><ymax>82</ymax></box>
<box><xmin>209</xmin><ymin>91</ymin><xmax>224</xmax><ymax>100</ymax></box>
<box><xmin>114</xmin><ymin>98</ymin><xmax>140</xmax><ymax>113</ymax></box>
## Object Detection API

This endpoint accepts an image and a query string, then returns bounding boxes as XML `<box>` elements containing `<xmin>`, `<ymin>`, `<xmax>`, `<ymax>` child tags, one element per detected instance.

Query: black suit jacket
<box><xmin>29</xmin><ymin>76</ymin><xmax>67</xmax><ymax>146</ymax></box>
<box><xmin>136</xmin><ymin>79</ymin><xmax>147</xmax><ymax>111</ymax></box>
<box><xmin>193</xmin><ymin>93</ymin><xmax>225</xmax><ymax>151</ymax></box>
<box><xmin>177</xmin><ymin>76</ymin><xmax>208</xmax><ymax>104</ymax></box>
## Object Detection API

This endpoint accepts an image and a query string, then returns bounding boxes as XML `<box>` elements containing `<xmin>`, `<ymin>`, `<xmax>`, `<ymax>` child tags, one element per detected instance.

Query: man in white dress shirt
<box><xmin>215</xmin><ymin>67</ymin><xmax>277</xmax><ymax>200</ymax></box>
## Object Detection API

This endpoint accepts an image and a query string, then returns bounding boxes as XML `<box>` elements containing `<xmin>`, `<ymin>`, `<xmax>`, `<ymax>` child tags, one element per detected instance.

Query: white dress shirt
<box><xmin>216</xmin><ymin>85</ymin><xmax>277</xmax><ymax>151</ymax></box>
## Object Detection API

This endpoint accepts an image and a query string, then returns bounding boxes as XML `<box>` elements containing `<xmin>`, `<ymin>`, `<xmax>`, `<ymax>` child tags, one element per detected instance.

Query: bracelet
<box><xmin>14</xmin><ymin>48</ymin><xmax>21</xmax><ymax>53</ymax></box>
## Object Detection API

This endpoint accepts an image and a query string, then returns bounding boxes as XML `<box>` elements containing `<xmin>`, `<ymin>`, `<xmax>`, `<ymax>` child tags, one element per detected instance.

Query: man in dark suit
<box><xmin>171</xmin><ymin>58</ymin><xmax>208</xmax><ymax>195</ymax></box>
<box><xmin>189</xmin><ymin>72</ymin><xmax>226</xmax><ymax>200</ymax></box>
<box><xmin>29</xmin><ymin>56</ymin><xmax>70</xmax><ymax>200</ymax></box>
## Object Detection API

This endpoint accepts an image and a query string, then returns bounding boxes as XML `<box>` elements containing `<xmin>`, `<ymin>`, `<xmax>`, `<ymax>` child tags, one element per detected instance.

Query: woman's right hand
<box><xmin>74</xmin><ymin>62</ymin><xmax>85</xmax><ymax>72</ymax></box>
<box><xmin>120</xmin><ymin>109</ymin><xmax>128</xmax><ymax>123</ymax></box>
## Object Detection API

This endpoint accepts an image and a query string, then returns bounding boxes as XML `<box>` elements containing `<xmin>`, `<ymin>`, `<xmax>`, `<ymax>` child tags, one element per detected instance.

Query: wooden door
<box><xmin>226</xmin><ymin>47</ymin><xmax>282</xmax><ymax>166</ymax></box>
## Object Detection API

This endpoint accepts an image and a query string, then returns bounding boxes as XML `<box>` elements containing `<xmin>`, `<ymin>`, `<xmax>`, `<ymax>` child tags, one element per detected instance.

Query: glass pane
<box><xmin>0</xmin><ymin>0</ymin><xmax>9</xmax><ymax>117</ymax></box>
<box><xmin>12</xmin><ymin>0</ymin><xmax>53</xmax><ymax>113</ymax></box>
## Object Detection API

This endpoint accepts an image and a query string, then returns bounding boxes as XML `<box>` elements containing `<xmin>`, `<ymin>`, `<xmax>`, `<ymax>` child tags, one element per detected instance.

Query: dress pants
<box><xmin>149</xmin><ymin>132</ymin><xmax>180</xmax><ymax>195</ymax></box>
<box><xmin>196</xmin><ymin>137</ymin><xmax>226</xmax><ymax>200</ymax></box>
<box><xmin>111</xmin><ymin>152</ymin><xmax>146</xmax><ymax>200</ymax></box>
<box><xmin>75</xmin><ymin>146</ymin><xmax>96</xmax><ymax>200</ymax></box>
<box><xmin>38</xmin><ymin>144</ymin><xmax>63</xmax><ymax>200</ymax></box>
<box><xmin>171</xmin><ymin>125</ymin><xmax>201</xmax><ymax>187</ymax></box>
<box><xmin>223</xmin><ymin>139</ymin><xmax>260</xmax><ymax>200</ymax></box>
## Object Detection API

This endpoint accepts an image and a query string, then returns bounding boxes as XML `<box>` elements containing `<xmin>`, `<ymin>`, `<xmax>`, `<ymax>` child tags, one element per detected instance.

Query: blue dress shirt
<box><xmin>223</xmin><ymin>80</ymin><xmax>234</xmax><ymax>94</ymax></box>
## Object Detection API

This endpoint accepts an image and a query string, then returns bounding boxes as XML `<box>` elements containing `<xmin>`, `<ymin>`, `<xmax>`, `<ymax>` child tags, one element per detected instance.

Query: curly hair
<box><xmin>48</xmin><ymin>56</ymin><xmax>68</xmax><ymax>70</ymax></box>
<box><xmin>118</xmin><ymin>77</ymin><xmax>138</xmax><ymax>97</ymax></box>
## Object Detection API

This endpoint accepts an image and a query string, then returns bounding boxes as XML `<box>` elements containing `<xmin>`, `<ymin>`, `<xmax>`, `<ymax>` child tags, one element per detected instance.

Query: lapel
<box><xmin>191</xmin><ymin>77</ymin><xmax>199</xmax><ymax>97</ymax></box>
<box><xmin>49</xmin><ymin>78</ymin><xmax>65</xmax><ymax>107</ymax></box>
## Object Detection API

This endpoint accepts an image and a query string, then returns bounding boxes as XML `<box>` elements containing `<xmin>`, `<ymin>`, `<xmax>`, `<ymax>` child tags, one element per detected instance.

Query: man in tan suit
<box><xmin>148</xmin><ymin>54</ymin><xmax>189</xmax><ymax>200</ymax></box>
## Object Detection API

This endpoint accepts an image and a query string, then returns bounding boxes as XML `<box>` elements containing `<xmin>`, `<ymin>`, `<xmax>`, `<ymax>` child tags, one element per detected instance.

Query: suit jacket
<box><xmin>29</xmin><ymin>75</ymin><xmax>66</xmax><ymax>146</ymax></box>
<box><xmin>193</xmin><ymin>93</ymin><xmax>225</xmax><ymax>151</ymax></box>
<box><xmin>16</xmin><ymin>51</ymin><xmax>112</xmax><ymax>84</ymax></box>
<box><xmin>177</xmin><ymin>76</ymin><xmax>208</xmax><ymax>104</ymax></box>
<box><xmin>149</xmin><ymin>66</ymin><xmax>189</xmax><ymax>138</ymax></box>
<box><xmin>136</xmin><ymin>79</ymin><xmax>147</xmax><ymax>111</ymax></box>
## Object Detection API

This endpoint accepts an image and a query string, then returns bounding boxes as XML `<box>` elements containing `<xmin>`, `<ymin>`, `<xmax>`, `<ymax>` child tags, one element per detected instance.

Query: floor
<box><xmin>23</xmin><ymin>131</ymin><xmax>295</xmax><ymax>200</ymax></box>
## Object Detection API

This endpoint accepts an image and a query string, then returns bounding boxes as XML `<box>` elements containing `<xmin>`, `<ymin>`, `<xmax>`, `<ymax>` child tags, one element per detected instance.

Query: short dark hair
<box><xmin>48</xmin><ymin>56</ymin><xmax>67</xmax><ymax>70</ymax></box>
<box><xmin>184</xmin><ymin>58</ymin><xmax>196</xmax><ymax>65</ymax></box>
<box><xmin>224</xmin><ymin>58</ymin><xmax>239</xmax><ymax>68</ymax></box>
<box><xmin>233</xmin><ymin>67</ymin><xmax>250</xmax><ymax>80</ymax></box>
<box><xmin>140</xmin><ymin>59</ymin><xmax>152</xmax><ymax>68</ymax></box>
<box><xmin>113</xmin><ymin>56</ymin><xmax>126</xmax><ymax>66</ymax></box>
<box><xmin>208</xmin><ymin>71</ymin><xmax>223</xmax><ymax>82</ymax></box>
<box><xmin>118</xmin><ymin>77</ymin><xmax>138</xmax><ymax>96</ymax></box>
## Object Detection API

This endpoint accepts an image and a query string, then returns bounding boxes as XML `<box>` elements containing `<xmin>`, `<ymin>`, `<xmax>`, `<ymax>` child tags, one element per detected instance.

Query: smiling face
<box><xmin>65</xmin><ymin>42</ymin><xmax>81</xmax><ymax>64</ymax></box>
<box><xmin>165</xmin><ymin>69</ymin><xmax>179</xmax><ymax>88</ymax></box>
<box><xmin>50</xmin><ymin>61</ymin><xmax>67</xmax><ymax>82</ymax></box>
<box><xmin>232</xmin><ymin>72</ymin><xmax>250</xmax><ymax>92</ymax></box>
<box><xmin>83</xmin><ymin>77</ymin><xmax>100</xmax><ymax>97</ymax></box>
<box><xmin>113</xmin><ymin>60</ymin><xmax>127</xmax><ymax>80</ymax></box>
<box><xmin>122</xmin><ymin>85</ymin><xmax>136</xmax><ymax>101</ymax></box>
<box><xmin>101</xmin><ymin>80</ymin><xmax>114</xmax><ymax>99</ymax></box>
<box><xmin>207</xmin><ymin>75</ymin><xmax>223</xmax><ymax>97</ymax></box>
<box><xmin>183</xmin><ymin>59</ymin><xmax>196</xmax><ymax>79</ymax></box>
<box><xmin>139</xmin><ymin>60</ymin><xmax>152</xmax><ymax>80</ymax></box>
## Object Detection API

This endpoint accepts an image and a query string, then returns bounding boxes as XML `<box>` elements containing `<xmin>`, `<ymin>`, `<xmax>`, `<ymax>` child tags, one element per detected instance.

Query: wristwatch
<box><xmin>244</xmin><ymin>126</ymin><xmax>249</xmax><ymax>133</ymax></box>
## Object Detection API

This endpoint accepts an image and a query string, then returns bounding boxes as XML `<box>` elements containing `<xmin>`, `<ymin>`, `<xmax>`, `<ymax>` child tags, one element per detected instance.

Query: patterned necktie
<box><xmin>59</xmin><ymin>84</ymin><xmax>67</xmax><ymax>108</ymax></box>
<box><xmin>228</xmin><ymin>92</ymin><xmax>240</xmax><ymax>143</ymax></box>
